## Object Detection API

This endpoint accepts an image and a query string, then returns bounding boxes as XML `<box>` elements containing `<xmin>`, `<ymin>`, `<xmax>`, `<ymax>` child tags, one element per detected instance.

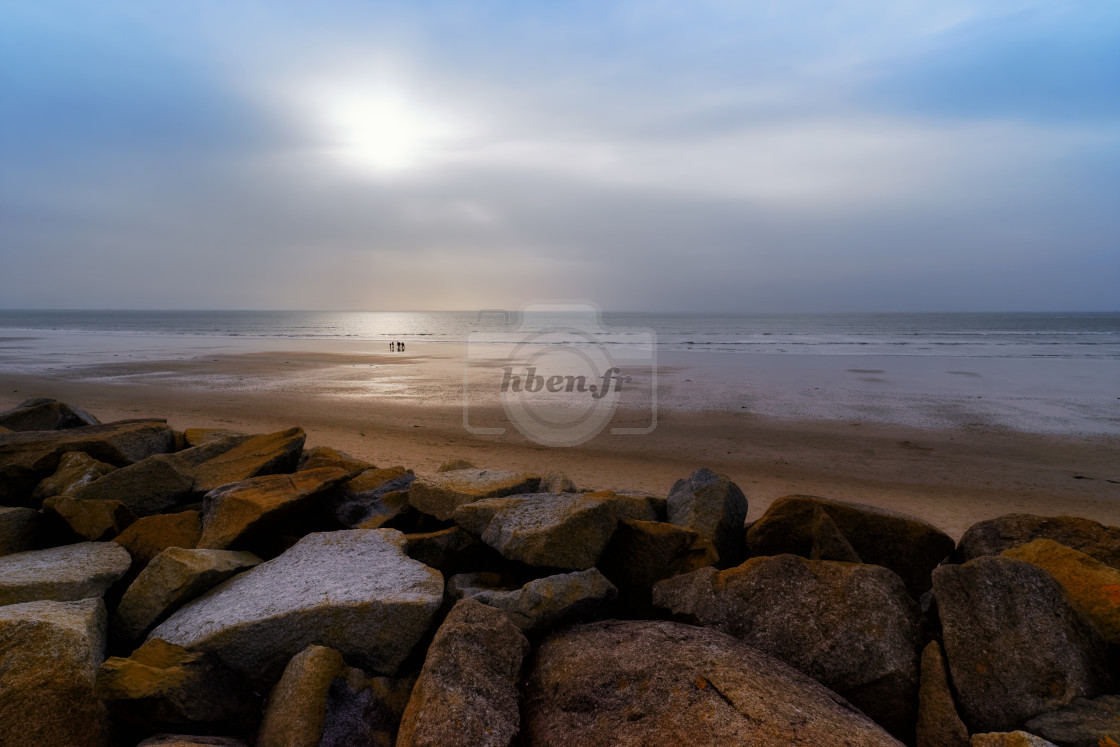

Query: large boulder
<box><xmin>113</xmin><ymin>510</ymin><xmax>202</xmax><ymax>572</ymax></box>
<box><xmin>149</xmin><ymin>529</ymin><xmax>444</xmax><ymax>684</ymax></box>
<box><xmin>296</xmin><ymin>445</ymin><xmax>372</xmax><ymax>475</ymax></box>
<box><xmin>452</xmin><ymin>491</ymin><xmax>659</xmax><ymax>570</ymax></box>
<box><xmin>917</xmin><ymin>641</ymin><xmax>970</xmax><ymax>747</ymax></box>
<box><xmin>523</xmin><ymin>619</ymin><xmax>904</xmax><ymax>746</ymax></box>
<box><xmin>1024</xmin><ymin>695</ymin><xmax>1120</xmax><ymax>747</ymax></box>
<box><xmin>404</xmin><ymin>526</ymin><xmax>504</xmax><ymax>573</ymax></box>
<box><xmin>0</xmin><ymin>598</ymin><xmax>110</xmax><ymax>746</ymax></box>
<box><xmin>653</xmin><ymin>554</ymin><xmax>922</xmax><ymax>740</ymax></box>
<box><xmin>0</xmin><ymin>506</ymin><xmax>41</xmax><ymax>556</ymax></box>
<box><xmin>0</xmin><ymin>541</ymin><xmax>131</xmax><ymax>605</ymax></box>
<box><xmin>31</xmin><ymin>450</ymin><xmax>116</xmax><ymax>501</ymax></box>
<box><xmin>666</xmin><ymin>468</ymin><xmax>748</xmax><ymax>566</ymax></box>
<box><xmin>189</xmin><ymin>427</ymin><xmax>306</xmax><ymax>494</ymax></box>
<box><xmin>95</xmin><ymin>638</ymin><xmax>258</xmax><ymax>737</ymax></box>
<box><xmin>409</xmin><ymin>469</ymin><xmax>540</xmax><ymax>521</ymax></box>
<box><xmin>196</xmin><ymin>467</ymin><xmax>352</xmax><ymax>550</ymax></box>
<box><xmin>746</xmin><ymin>495</ymin><xmax>955</xmax><ymax>594</ymax></box>
<box><xmin>448</xmin><ymin>568</ymin><xmax>617</xmax><ymax>630</ymax></box>
<box><xmin>67</xmin><ymin>454</ymin><xmax>197</xmax><ymax>517</ymax></box>
<box><xmin>956</xmin><ymin>514</ymin><xmax>1120</xmax><ymax>569</ymax></box>
<box><xmin>397</xmin><ymin>598</ymin><xmax>529</xmax><ymax>747</ymax></box>
<box><xmin>115</xmin><ymin>547</ymin><xmax>262</xmax><ymax>641</ymax></box>
<box><xmin>0</xmin><ymin>419</ymin><xmax>175</xmax><ymax>506</ymax></box>
<box><xmin>932</xmin><ymin>556</ymin><xmax>1111</xmax><ymax>733</ymax></box>
<box><xmin>332</xmin><ymin>466</ymin><xmax>415</xmax><ymax>528</ymax></box>
<box><xmin>970</xmin><ymin>734</ymin><xmax>1058</xmax><ymax>747</ymax></box>
<box><xmin>257</xmin><ymin>644</ymin><xmax>414</xmax><ymax>747</ymax></box>
<box><xmin>0</xmin><ymin>397</ymin><xmax>100</xmax><ymax>431</ymax></box>
<box><xmin>1003</xmin><ymin>539</ymin><xmax>1120</xmax><ymax>643</ymax></box>
<box><xmin>598</xmin><ymin>519</ymin><xmax>718</xmax><ymax>608</ymax></box>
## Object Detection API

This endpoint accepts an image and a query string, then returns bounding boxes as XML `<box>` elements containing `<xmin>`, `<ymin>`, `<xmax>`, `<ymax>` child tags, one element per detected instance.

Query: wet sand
<box><xmin>1</xmin><ymin>339</ymin><xmax>1117</xmax><ymax>538</ymax></box>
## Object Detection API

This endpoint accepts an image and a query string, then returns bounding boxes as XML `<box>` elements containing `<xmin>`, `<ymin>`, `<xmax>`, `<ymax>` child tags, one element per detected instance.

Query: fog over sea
<box><xmin>1</xmin><ymin>310</ymin><xmax>1118</xmax><ymax>435</ymax></box>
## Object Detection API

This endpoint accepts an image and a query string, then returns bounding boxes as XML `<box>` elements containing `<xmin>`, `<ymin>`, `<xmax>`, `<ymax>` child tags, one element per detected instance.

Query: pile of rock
<box><xmin>1</xmin><ymin>398</ymin><xmax>1117</xmax><ymax>746</ymax></box>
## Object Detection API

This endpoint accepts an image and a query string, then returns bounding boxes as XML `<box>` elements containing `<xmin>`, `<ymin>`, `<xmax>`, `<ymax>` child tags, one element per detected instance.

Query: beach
<box><xmin>2</xmin><ymin>329</ymin><xmax>1117</xmax><ymax>539</ymax></box>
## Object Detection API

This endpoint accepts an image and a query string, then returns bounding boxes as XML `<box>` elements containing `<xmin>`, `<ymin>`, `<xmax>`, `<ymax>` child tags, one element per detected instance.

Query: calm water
<box><xmin>0</xmin><ymin>309</ymin><xmax>1118</xmax><ymax>359</ymax></box>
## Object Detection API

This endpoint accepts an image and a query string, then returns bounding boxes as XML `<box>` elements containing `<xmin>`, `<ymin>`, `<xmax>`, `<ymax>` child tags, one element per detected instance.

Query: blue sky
<box><xmin>1</xmin><ymin>0</ymin><xmax>1117</xmax><ymax>311</ymax></box>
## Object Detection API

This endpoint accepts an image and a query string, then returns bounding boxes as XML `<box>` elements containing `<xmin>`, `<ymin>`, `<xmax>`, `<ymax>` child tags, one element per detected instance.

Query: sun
<box><xmin>315</xmin><ymin>87</ymin><xmax>454</xmax><ymax>173</ymax></box>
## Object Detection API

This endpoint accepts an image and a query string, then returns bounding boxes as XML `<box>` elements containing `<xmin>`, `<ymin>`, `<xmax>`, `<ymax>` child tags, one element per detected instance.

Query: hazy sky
<box><xmin>1</xmin><ymin>1</ymin><xmax>1118</xmax><ymax>311</ymax></box>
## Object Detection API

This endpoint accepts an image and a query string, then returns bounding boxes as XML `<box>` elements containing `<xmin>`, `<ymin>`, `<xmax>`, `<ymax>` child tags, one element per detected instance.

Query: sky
<box><xmin>1</xmin><ymin>0</ymin><xmax>1118</xmax><ymax>312</ymax></box>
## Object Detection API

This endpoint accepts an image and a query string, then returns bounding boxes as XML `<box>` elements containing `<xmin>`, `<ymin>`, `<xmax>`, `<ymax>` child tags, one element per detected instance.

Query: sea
<box><xmin>0</xmin><ymin>310</ymin><xmax>1117</xmax><ymax>360</ymax></box>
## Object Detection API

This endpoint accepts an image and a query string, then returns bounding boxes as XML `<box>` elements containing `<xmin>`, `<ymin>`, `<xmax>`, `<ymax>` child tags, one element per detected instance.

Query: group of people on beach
<box><xmin>389</xmin><ymin>340</ymin><xmax>406</xmax><ymax>352</ymax></box>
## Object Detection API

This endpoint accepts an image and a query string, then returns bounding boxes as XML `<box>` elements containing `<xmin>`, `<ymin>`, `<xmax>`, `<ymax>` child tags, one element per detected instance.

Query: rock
<box><xmin>598</xmin><ymin>519</ymin><xmax>718</xmax><ymax>608</ymax></box>
<box><xmin>149</xmin><ymin>529</ymin><xmax>444</xmax><ymax>684</ymax></box>
<box><xmin>66</xmin><ymin>453</ymin><xmax>196</xmax><ymax>517</ymax></box>
<box><xmin>31</xmin><ymin>450</ymin><xmax>116</xmax><ymax>501</ymax></box>
<box><xmin>42</xmin><ymin>494</ymin><xmax>135</xmax><ymax>541</ymax></box>
<box><xmin>0</xmin><ymin>598</ymin><xmax>110</xmax><ymax>746</ymax></box>
<box><xmin>970</xmin><ymin>733</ymin><xmax>1058</xmax><ymax>747</ymax></box>
<box><xmin>115</xmin><ymin>547</ymin><xmax>262</xmax><ymax>641</ymax></box>
<box><xmin>95</xmin><ymin>638</ymin><xmax>257</xmax><ymax>736</ymax></box>
<box><xmin>917</xmin><ymin>641</ymin><xmax>970</xmax><ymax>747</ymax></box>
<box><xmin>138</xmin><ymin>736</ymin><xmax>249</xmax><ymax>746</ymax></box>
<box><xmin>297</xmin><ymin>445</ymin><xmax>372</xmax><ymax>475</ymax></box>
<box><xmin>933</xmin><ymin>556</ymin><xmax>1111</xmax><ymax>733</ymax></box>
<box><xmin>956</xmin><ymin>514</ymin><xmax>1120</xmax><ymax>569</ymax></box>
<box><xmin>197</xmin><ymin>467</ymin><xmax>352</xmax><ymax>550</ymax></box>
<box><xmin>653</xmin><ymin>554</ymin><xmax>922</xmax><ymax>740</ymax></box>
<box><xmin>190</xmin><ymin>427</ymin><xmax>306</xmax><ymax>494</ymax></box>
<box><xmin>538</xmin><ymin>471</ymin><xmax>577</xmax><ymax>493</ymax></box>
<box><xmin>436</xmin><ymin>458</ymin><xmax>476</xmax><ymax>472</ymax></box>
<box><xmin>666</xmin><ymin>468</ymin><xmax>748</xmax><ymax>566</ymax></box>
<box><xmin>0</xmin><ymin>419</ymin><xmax>175</xmax><ymax>506</ymax></box>
<box><xmin>452</xmin><ymin>491</ymin><xmax>659</xmax><ymax>570</ymax></box>
<box><xmin>183</xmin><ymin>427</ymin><xmax>245</xmax><ymax>448</ymax></box>
<box><xmin>113</xmin><ymin>510</ymin><xmax>202</xmax><ymax>571</ymax></box>
<box><xmin>0</xmin><ymin>506</ymin><xmax>40</xmax><ymax>555</ymax></box>
<box><xmin>0</xmin><ymin>541</ymin><xmax>131</xmax><ymax>605</ymax></box>
<box><xmin>746</xmin><ymin>494</ymin><xmax>955</xmax><ymax>594</ymax></box>
<box><xmin>405</xmin><ymin>526</ymin><xmax>503</xmax><ymax>572</ymax></box>
<box><xmin>1002</xmin><ymin>539</ymin><xmax>1120</xmax><ymax>643</ymax></box>
<box><xmin>410</xmin><ymin>469</ymin><xmax>541</xmax><ymax>521</ymax></box>
<box><xmin>333</xmin><ymin>466</ymin><xmax>415</xmax><ymax>528</ymax></box>
<box><xmin>523</xmin><ymin>619</ymin><xmax>904</xmax><ymax>746</ymax></box>
<box><xmin>1024</xmin><ymin>695</ymin><xmax>1120</xmax><ymax>747</ymax></box>
<box><xmin>448</xmin><ymin>568</ymin><xmax>617</xmax><ymax>630</ymax></box>
<box><xmin>0</xmin><ymin>397</ymin><xmax>100</xmax><ymax>431</ymax></box>
<box><xmin>397</xmin><ymin>598</ymin><xmax>529</xmax><ymax>747</ymax></box>
<box><xmin>257</xmin><ymin>644</ymin><xmax>413</xmax><ymax>747</ymax></box>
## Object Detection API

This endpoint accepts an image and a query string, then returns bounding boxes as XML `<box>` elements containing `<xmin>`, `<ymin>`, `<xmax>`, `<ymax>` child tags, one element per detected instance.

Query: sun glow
<box><xmin>313</xmin><ymin>86</ymin><xmax>458</xmax><ymax>173</ymax></box>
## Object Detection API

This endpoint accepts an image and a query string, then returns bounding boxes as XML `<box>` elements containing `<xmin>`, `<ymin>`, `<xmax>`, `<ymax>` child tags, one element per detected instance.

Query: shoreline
<box><xmin>2</xmin><ymin>366</ymin><xmax>1117</xmax><ymax>539</ymax></box>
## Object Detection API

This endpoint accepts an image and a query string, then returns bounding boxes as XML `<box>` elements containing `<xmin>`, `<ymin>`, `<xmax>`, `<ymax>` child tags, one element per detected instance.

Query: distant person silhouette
<box><xmin>400</xmin><ymin>341</ymin><xmax>406</xmax><ymax>352</ymax></box>
<box><xmin>389</xmin><ymin>341</ymin><xmax>395</xmax><ymax>352</ymax></box>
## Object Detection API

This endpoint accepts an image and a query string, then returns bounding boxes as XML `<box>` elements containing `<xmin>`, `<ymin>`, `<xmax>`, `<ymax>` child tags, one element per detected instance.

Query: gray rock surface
<box><xmin>523</xmin><ymin>619</ymin><xmax>904</xmax><ymax>746</ymax></box>
<box><xmin>0</xmin><ymin>506</ymin><xmax>40</xmax><ymax>556</ymax></box>
<box><xmin>956</xmin><ymin>513</ymin><xmax>1120</xmax><ymax>569</ymax></box>
<box><xmin>0</xmin><ymin>598</ymin><xmax>110</xmax><ymax>746</ymax></box>
<box><xmin>0</xmin><ymin>541</ymin><xmax>132</xmax><ymax>605</ymax></box>
<box><xmin>916</xmin><ymin>640</ymin><xmax>970</xmax><ymax>747</ymax></box>
<box><xmin>452</xmin><ymin>490</ymin><xmax>659</xmax><ymax>570</ymax></box>
<box><xmin>189</xmin><ymin>427</ymin><xmax>306</xmax><ymax>494</ymax></box>
<box><xmin>397</xmin><ymin>598</ymin><xmax>529</xmax><ymax>747</ymax></box>
<box><xmin>404</xmin><ymin>526</ymin><xmax>503</xmax><ymax>572</ymax></box>
<box><xmin>31</xmin><ymin>450</ymin><xmax>116</xmax><ymax>501</ymax></box>
<box><xmin>598</xmin><ymin>518</ymin><xmax>718</xmax><ymax>608</ymax></box>
<box><xmin>197</xmin><ymin>467</ymin><xmax>352</xmax><ymax>549</ymax></box>
<box><xmin>66</xmin><ymin>453</ymin><xmax>196</xmax><ymax>516</ymax></box>
<box><xmin>332</xmin><ymin>466</ymin><xmax>415</xmax><ymax>528</ymax></box>
<box><xmin>653</xmin><ymin>554</ymin><xmax>922</xmax><ymax>740</ymax></box>
<box><xmin>0</xmin><ymin>419</ymin><xmax>175</xmax><ymax>506</ymax></box>
<box><xmin>448</xmin><ymin>568</ymin><xmax>617</xmax><ymax>630</ymax></box>
<box><xmin>1024</xmin><ymin>695</ymin><xmax>1120</xmax><ymax>747</ymax></box>
<box><xmin>745</xmin><ymin>494</ymin><xmax>955</xmax><ymax>594</ymax></box>
<box><xmin>933</xmin><ymin>556</ymin><xmax>1111</xmax><ymax>733</ymax></box>
<box><xmin>0</xmin><ymin>397</ymin><xmax>100</xmax><ymax>431</ymax></box>
<box><xmin>115</xmin><ymin>547</ymin><xmax>262</xmax><ymax>641</ymax></box>
<box><xmin>149</xmin><ymin>529</ymin><xmax>444</xmax><ymax>684</ymax></box>
<box><xmin>666</xmin><ymin>467</ymin><xmax>748</xmax><ymax>566</ymax></box>
<box><xmin>409</xmin><ymin>468</ymin><xmax>540</xmax><ymax>521</ymax></box>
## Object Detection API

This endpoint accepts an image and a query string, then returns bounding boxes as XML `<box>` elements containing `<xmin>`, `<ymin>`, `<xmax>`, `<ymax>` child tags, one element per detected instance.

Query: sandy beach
<box><xmin>1</xmin><ymin>333</ymin><xmax>1117</xmax><ymax>539</ymax></box>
